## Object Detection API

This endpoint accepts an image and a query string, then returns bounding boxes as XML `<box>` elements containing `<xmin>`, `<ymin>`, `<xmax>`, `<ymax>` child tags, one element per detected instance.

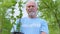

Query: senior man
<box><xmin>11</xmin><ymin>0</ymin><xmax>49</xmax><ymax>34</ymax></box>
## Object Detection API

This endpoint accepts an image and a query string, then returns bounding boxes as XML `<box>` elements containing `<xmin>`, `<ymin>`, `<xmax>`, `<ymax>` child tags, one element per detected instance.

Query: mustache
<box><xmin>28</xmin><ymin>9</ymin><xmax>35</xmax><ymax>12</ymax></box>
<box><xmin>29</xmin><ymin>12</ymin><xmax>36</xmax><ymax>16</ymax></box>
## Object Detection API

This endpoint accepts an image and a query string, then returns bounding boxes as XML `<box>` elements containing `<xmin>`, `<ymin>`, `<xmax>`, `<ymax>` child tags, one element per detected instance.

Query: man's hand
<box><xmin>41</xmin><ymin>32</ymin><xmax>46</xmax><ymax>34</ymax></box>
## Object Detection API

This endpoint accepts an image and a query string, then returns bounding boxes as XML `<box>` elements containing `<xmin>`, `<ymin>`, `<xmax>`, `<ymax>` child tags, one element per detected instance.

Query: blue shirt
<box><xmin>11</xmin><ymin>17</ymin><xmax>49</xmax><ymax>34</ymax></box>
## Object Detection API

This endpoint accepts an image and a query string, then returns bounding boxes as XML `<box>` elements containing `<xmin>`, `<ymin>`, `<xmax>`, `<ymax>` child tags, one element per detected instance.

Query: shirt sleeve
<box><xmin>40</xmin><ymin>20</ymin><xmax>49</xmax><ymax>34</ymax></box>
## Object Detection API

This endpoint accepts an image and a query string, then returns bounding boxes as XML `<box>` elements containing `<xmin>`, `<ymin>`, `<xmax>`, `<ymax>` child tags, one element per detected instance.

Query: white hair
<box><xmin>26</xmin><ymin>0</ymin><xmax>38</xmax><ymax>7</ymax></box>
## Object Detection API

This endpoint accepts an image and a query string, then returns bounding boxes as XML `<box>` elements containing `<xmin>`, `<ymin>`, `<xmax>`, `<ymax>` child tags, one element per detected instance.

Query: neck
<box><xmin>28</xmin><ymin>15</ymin><xmax>37</xmax><ymax>18</ymax></box>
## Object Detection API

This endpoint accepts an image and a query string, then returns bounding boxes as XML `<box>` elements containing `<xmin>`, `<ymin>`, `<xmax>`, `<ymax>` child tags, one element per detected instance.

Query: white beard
<box><xmin>28</xmin><ymin>12</ymin><xmax>36</xmax><ymax>17</ymax></box>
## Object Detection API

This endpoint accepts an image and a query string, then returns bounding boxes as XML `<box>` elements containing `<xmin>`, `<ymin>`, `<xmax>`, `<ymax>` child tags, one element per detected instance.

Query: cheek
<box><xmin>26</xmin><ymin>9</ymin><xmax>29</xmax><ymax>13</ymax></box>
<box><xmin>34</xmin><ymin>8</ymin><xmax>37</xmax><ymax>11</ymax></box>
<box><xmin>26</xmin><ymin>8</ymin><xmax>29</xmax><ymax>11</ymax></box>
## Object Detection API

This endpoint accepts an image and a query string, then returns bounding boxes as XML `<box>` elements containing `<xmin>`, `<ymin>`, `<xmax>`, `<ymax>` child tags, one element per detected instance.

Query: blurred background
<box><xmin>0</xmin><ymin>0</ymin><xmax>60</xmax><ymax>34</ymax></box>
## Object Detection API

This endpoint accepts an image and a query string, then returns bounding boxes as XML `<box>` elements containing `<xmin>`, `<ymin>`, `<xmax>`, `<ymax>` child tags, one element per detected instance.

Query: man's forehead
<box><xmin>26</xmin><ymin>1</ymin><xmax>36</xmax><ymax>6</ymax></box>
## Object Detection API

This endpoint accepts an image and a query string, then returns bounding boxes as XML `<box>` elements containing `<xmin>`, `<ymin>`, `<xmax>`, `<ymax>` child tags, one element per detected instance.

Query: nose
<box><xmin>30</xmin><ymin>6</ymin><xmax>33</xmax><ymax>9</ymax></box>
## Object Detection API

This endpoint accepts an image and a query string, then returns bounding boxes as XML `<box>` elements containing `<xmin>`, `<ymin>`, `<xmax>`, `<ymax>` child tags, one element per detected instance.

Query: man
<box><xmin>11</xmin><ymin>0</ymin><xmax>49</xmax><ymax>34</ymax></box>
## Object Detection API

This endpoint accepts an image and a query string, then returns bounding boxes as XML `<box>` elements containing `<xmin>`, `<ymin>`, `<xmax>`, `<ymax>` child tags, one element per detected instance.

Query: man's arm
<box><xmin>41</xmin><ymin>32</ymin><xmax>46</xmax><ymax>34</ymax></box>
<box><xmin>40</xmin><ymin>20</ymin><xmax>49</xmax><ymax>34</ymax></box>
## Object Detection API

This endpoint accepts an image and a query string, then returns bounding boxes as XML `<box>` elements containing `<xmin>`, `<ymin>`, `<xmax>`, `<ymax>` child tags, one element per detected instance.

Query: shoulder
<box><xmin>16</xmin><ymin>17</ymin><xmax>27</xmax><ymax>21</ymax></box>
<box><xmin>38</xmin><ymin>18</ymin><xmax>46</xmax><ymax>21</ymax></box>
<box><xmin>21</xmin><ymin>17</ymin><xmax>27</xmax><ymax>19</ymax></box>
<box><xmin>21</xmin><ymin>17</ymin><xmax>28</xmax><ymax>20</ymax></box>
<box><xmin>38</xmin><ymin>18</ymin><xmax>48</xmax><ymax>24</ymax></box>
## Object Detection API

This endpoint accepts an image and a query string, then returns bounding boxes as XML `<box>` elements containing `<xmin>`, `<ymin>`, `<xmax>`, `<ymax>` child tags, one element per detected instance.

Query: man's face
<box><xmin>26</xmin><ymin>1</ymin><xmax>37</xmax><ymax>17</ymax></box>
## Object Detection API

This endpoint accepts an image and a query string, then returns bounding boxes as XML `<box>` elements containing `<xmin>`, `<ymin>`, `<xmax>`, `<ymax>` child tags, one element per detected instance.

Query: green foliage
<box><xmin>0</xmin><ymin>0</ymin><xmax>60</xmax><ymax>34</ymax></box>
<box><xmin>0</xmin><ymin>0</ymin><xmax>16</xmax><ymax>8</ymax></box>
<box><xmin>38</xmin><ymin>0</ymin><xmax>60</xmax><ymax>34</ymax></box>
<box><xmin>2</xmin><ymin>18</ymin><xmax>13</xmax><ymax>34</ymax></box>
<box><xmin>0</xmin><ymin>0</ymin><xmax>16</xmax><ymax>34</ymax></box>
<box><xmin>0</xmin><ymin>0</ymin><xmax>23</xmax><ymax>34</ymax></box>
<box><xmin>16</xmin><ymin>0</ymin><xmax>23</xmax><ymax>32</ymax></box>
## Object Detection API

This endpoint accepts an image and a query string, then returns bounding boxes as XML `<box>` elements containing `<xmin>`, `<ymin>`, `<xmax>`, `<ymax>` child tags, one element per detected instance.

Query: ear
<box><xmin>37</xmin><ymin>7</ymin><xmax>38</xmax><ymax>10</ymax></box>
<box><xmin>26</xmin><ymin>8</ymin><xmax>27</xmax><ymax>10</ymax></box>
<box><xmin>26</xmin><ymin>8</ymin><xmax>28</xmax><ymax>12</ymax></box>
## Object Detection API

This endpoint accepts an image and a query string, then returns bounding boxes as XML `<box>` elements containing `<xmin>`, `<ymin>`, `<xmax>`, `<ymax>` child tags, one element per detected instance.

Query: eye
<box><xmin>28</xmin><ymin>6</ymin><xmax>30</xmax><ymax>8</ymax></box>
<box><xmin>27</xmin><ymin>5</ymin><xmax>35</xmax><ymax>8</ymax></box>
<box><xmin>32</xmin><ymin>6</ymin><xmax>34</xmax><ymax>7</ymax></box>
